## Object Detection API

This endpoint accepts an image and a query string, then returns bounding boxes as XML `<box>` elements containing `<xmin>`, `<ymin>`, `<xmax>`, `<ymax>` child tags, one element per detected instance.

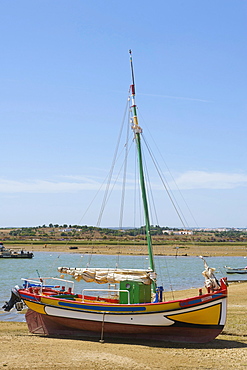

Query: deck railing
<box><xmin>21</xmin><ymin>277</ymin><xmax>75</xmax><ymax>293</ymax></box>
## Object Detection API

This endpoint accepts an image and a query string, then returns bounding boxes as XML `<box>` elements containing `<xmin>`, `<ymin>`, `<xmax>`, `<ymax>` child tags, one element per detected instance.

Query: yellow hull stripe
<box><xmin>145</xmin><ymin>301</ymin><xmax>180</xmax><ymax>312</ymax></box>
<box><xmin>24</xmin><ymin>300</ymin><xmax>46</xmax><ymax>314</ymax></box>
<box><xmin>41</xmin><ymin>297</ymin><xmax>61</xmax><ymax>307</ymax></box>
<box><xmin>167</xmin><ymin>303</ymin><xmax>221</xmax><ymax>325</ymax></box>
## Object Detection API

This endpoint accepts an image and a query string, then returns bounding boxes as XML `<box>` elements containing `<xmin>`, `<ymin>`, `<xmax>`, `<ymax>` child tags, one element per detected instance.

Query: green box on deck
<box><xmin>119</xmin><ymin>280</ymin><xmax>151</xmax><ymax>304</ymax></box>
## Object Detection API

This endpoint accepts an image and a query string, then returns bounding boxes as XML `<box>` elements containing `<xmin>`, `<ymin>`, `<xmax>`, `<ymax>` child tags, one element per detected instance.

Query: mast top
<box><xmin>129</xmin><ymin>49</ymin><xmax>135</xmax><ymax>94</ymax></box>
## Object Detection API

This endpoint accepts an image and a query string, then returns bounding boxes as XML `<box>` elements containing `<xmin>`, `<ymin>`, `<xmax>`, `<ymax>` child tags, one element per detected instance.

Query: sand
<box><xmin>0</xmin><ymin>281</ymin><xmax>246</xmax><ymax>369</ymax></box>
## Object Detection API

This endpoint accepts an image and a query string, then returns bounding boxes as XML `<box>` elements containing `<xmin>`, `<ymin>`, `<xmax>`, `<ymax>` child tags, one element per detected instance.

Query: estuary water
<box><xmin>0</xmin><ymin>251</ymin><xmax>246</xmax><ymax>322</ymax></box>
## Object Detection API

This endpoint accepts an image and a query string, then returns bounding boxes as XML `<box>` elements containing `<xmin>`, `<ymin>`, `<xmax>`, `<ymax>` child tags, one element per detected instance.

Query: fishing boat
<box><xmin>0</xmin><ymin>242</ymin><xmax>33</xmax><ymax>259</ymax></box>
<box><xmin>224</xmin><ymin>266</ymin><xmax>247</xmax><ymax>274</ymax></box>
<box><xmin>3</xmin><ymin>51</ymin><xmax>228</xmax><ymax>343</ymax></box>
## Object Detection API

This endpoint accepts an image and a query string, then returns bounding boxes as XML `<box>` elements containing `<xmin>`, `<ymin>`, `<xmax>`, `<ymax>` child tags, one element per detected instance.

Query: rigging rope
<box><xmin>119</xmin><ymin>109</ymin><xmax>131</xmax><ymax>229</ymax></box>
<box><xmin>142</xmin><ymin>134</ymin><xmax>188</xmax><ymax>229</ymax></box>
<box><xmin>96</xmin><ymin>97</ymin><xmax>129</xmax><ymax>227</ymax></box>
<box><xmin>138</xmin><ymin>109</ymin><xmax>199</xmax><ymax>228</ymax></box>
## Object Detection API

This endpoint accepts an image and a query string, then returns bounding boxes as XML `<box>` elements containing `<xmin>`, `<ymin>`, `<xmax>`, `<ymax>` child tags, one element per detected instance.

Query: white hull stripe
<box><xmin>45</xmin><ymin>305</ymin><xmax>175</xmax><ymax>326</ymax></box>
<box><xmin>44</xmin><ymin>297</ymin><xmax>227</xmax><ymax>327</ymax></box>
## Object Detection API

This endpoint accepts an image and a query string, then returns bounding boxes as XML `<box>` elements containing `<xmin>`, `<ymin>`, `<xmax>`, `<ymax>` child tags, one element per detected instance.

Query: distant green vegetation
<box><xmin>1</xmin><ymin>224</ymin><xmax>247</xmax><ymax>245</ymax></box>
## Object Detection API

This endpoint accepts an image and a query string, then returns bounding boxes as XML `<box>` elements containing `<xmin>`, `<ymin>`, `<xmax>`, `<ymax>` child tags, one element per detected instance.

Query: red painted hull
<box><xmin>25</xmin><ymin>309</ymin><xmax>224</xmax><ymax>343</ymax></box>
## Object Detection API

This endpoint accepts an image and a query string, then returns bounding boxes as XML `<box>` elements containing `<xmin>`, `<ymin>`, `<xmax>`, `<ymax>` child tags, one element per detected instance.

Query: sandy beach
<box><xmin>0</xmin><ymin>281</ymin><xmax>246</xmax><ymax>369</ymax></box>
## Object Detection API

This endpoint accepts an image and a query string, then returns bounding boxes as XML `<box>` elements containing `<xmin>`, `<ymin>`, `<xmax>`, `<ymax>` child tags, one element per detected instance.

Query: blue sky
<box><xmin>0</xmin><ymin>1</ymin><xmax>246</xmax><ymax>228</ymax></box>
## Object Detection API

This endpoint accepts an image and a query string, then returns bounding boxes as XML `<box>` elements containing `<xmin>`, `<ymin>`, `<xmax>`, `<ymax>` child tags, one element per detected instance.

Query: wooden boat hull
<box><xmin>15</xmin><ymin>256</ymin><xmax>33</xmax><ymax>258</ymax></box>
<box><xmin>224</xmin><ymin>266</ymin><xmax>247</xmax><ymax>274</ymax></box>
<box><xmin>25</xmin><ymin>308</ymin><xmax>224</xmax><ymax>343</ymax></box>
<box><xmin>0</xmin><ymin>243</ymin><xmax>33</xmax><ymax>258</ymax></box>
<box><xmin>0</xmin><ymin>254</ymin><xmax>33</xmax><ymax>258</ymax></box>
<box><xmin>226</xmin><ymin>269</ymin><xmax>247</xmax><ymax>274</ymax></box>
<box><xmin>22</xmin><ymin>289</ymin><xmax>227</xmax><ymax>343</ymax></box>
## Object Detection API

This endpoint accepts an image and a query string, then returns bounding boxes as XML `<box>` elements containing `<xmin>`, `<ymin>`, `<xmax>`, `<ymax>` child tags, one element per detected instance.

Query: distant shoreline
<box><xmin>3</xmin><ymin>241</ymin><xmax>247</xmax><ymax>257</ymax></box>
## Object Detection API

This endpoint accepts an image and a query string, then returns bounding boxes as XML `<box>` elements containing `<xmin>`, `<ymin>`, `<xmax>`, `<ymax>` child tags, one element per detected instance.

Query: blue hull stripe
<box><xmin>20</xmin><ymin>293</ymin><xmax>39</xmax><ymax>301</ymax></box>
<box><xmin>58</xmin><ymin>301</ymin><xmax>147</xmax><ymax>312</ymax></box>
<box><xmin>180</xmin><ymin>293</ymin><xmax>223</xmax><ymax>307</ymax></box>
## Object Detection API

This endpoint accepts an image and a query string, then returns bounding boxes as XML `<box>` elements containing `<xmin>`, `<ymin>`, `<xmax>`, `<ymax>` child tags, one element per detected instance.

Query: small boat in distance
<box><xmin>3</xmin><ymin>51</ymin><xmax>228</xmax><ymax>344</ymax></box>
<box><xmin>224</xmin><ymin>266</ymin><xmax>247</xmax><ymax>274</ymax></box>
<box><xmin>0</xmin><ymin>242</ymin><xmax>33</xmax><ymax>259</ymax></box>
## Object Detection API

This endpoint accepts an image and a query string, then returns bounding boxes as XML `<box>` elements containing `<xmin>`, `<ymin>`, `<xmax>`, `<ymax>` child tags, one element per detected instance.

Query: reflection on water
<box><xmin>0</xmin><ymin>251</ymin><xmax>246</xmax><ymax>322</ymax></box>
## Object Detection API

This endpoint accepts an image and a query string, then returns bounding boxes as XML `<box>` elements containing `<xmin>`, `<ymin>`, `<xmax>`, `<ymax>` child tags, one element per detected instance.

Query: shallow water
<box><xmin>0</xmin><ymin>251</ymin><xmax>246</xmax><ymax>322</ymax></box>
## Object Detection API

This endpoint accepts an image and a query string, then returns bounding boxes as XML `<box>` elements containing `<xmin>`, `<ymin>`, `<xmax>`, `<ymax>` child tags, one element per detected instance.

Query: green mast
<box><xmin>129</xmin><ymin>50</ymin><xmax>156</xmax><ymax>290</ymax></box>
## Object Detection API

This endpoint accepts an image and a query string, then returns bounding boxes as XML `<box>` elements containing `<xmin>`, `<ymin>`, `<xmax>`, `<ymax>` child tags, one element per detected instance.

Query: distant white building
<box><xmin>163</xmin><ymin>230</ymin><xmax>193</xmax><ymax>235</ymax></box>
